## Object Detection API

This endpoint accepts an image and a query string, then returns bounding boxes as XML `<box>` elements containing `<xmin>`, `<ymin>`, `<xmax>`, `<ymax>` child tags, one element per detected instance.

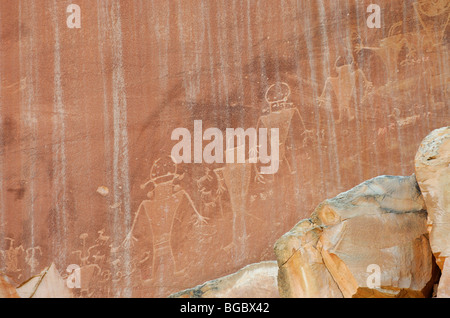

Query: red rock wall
<box><xmin>0</xmin><ymin>0</ymin><xmax>448</xmax><ymax>297</ymax></box>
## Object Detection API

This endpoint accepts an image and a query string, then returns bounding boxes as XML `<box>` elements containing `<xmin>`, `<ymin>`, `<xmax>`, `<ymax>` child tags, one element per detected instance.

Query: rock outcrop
<box><xmin>0</xmin><ymin>274</ymin><xmax>18</xmax><ymax>298</ymax></box>
<box><xmin>169</xmin><ymin>261</ymin><xmax>279</xmax><ymax>298</ymax></box>
<box><xmin>275</xmin><ymin>174</ymin><xmax>438</xmax><ymax>298</ymax></box>
<box><xmin>415</xmin><ymin>126</ymin><xmax>450</xmax><ymax>297</ymax></box>
<box><xmin>16</xmin><ymin>264</ymin><xmax>72</xmax><ymax>298</ymax></box>
<box><xmin>274</xmin><ymin>220</ymin><xmax>343</xmax><ymax>297</ymax></box>
<box><xmin>437</xmin><ymin>258</ymin><xmax>450</xmax><ymax>298</ymax></box>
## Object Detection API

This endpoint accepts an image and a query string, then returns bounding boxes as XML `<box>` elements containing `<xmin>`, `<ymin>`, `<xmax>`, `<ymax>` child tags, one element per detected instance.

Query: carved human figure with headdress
<box><xmin>123</xmin><ymin>156</ymin><xmax>207</xmax><ymax>285</ymax></box>
<box><xmin>256</xmin><ymin>82</ymin><xmax>311</xmax><ymax>177</ymax></box>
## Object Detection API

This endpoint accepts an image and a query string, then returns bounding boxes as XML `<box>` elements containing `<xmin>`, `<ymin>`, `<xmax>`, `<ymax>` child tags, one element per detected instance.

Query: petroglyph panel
<box><xmin>0</xmin><ymin>0</ymin><xmax>448</xmax><ymax>297</ymax></box>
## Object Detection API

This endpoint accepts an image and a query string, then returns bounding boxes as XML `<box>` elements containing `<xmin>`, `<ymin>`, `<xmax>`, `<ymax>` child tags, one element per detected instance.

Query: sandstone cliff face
<box><xmin>275</xmin><ymin>174</ymin><xmax>438</xmax><ymax>298</ymax></box>
<box><xmin>0</xmin><ymin>0</ymin><xmax>449</xmax><ymax>297</ymax></box>
<box><xmin>415</xmin><ymin>127</ymin><xmax>450</xmax><ymax>298</ymax></box>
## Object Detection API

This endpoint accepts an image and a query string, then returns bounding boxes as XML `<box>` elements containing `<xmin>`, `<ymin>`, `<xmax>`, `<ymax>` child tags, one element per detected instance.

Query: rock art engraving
<box><xmin>317</xmin><ymin>56</ymin><xmax>372</xmax><ymax>123</ymax></box>
<box><xmin>1</xmin><ymin>238</ymin><xmax>24</xmax><ymax>275</ymax></box>
<box><xmin>25</xmin><ymin>246</ymin><xmax>42</xmax><ymax>273</ymax></box>
<box><xmin>123</xmin><ymin>156</ymin><xmax>207</xmax><ymax>283</ymax></box>
<box><xmin>1</xmin><ymin>0</ymin><xmax>449</xmax><ymax>298</ymax></box>
<box><xmin>413</xmin><ymin>0</ymin><xmax>450</xmax><ymax>47</ymax></box>
<box><xmin>257</xmin><ymin>82</ymin><xmax>311</xmax><ymax>176</ymax></box>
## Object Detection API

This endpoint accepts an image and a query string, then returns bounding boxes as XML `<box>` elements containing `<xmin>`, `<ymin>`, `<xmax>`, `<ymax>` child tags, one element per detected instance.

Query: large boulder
<box><xmin>274</xmin><ymin>220</ymin><xmax>342</xmax><ymax>297</ymax></box>
<box><xmin>16</xmin><ymin>263</ymin><xmax>72</xmax><ymax>298</ymax></box>
<box><xmin>169</xmin><ymin>261</ymin><xmax>279</xmax><ymax>298</ymax></box>
<box><xmin>275</xmin><ymin>175</ymin><xmax>438</xmax><ymax>298</ymax></box>
<box><xmin>415</xmin><ymin>126</ymin><xmax>450</xmax><ymax>296</ymax></box>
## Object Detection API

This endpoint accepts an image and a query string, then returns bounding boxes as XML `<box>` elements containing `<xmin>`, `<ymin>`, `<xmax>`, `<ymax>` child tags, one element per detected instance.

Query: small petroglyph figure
<box><xmin>95</xmin><ymin>228</ymin><xmax>110</xmax><ymax>246</ymax></box>
<box><xmin>196</xmin><ymin>167</ymin><xmax>227</xmax><ymax>217</ymax></box>
<box><xmin>71</xmin><ymin>233</ymin><xmax>103</xmax><ymax>297</ymax></box>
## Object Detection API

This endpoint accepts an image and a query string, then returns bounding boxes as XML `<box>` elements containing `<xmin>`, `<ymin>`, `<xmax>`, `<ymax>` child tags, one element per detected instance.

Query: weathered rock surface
<box><xmin>274</xmin><ymin>220</ymin><xmax>342</xmax><ymax>298</ymax></box>
<box><xmin>169</xmin><ymin>261</ymin><xmax>279</xmax><ymax>298</ymax></box>
<box><xmin>437</xmin><ymin>258</ymin><xmax>450</xmax><ymax>298</ymax></box>
<box><xmin>415</xmin><ymin>126</ymin><xmax>450</xmax><ymax>297</ymax></box>
<box><xmin>16</xmin><ymin>264</ymin><xmax>72</xmax><ymax>298</ymax></box>
<box><xmin>0</xmin><ymin>273</ymin><xmax>18</xmax><ymax>298</ymax></box>
<box><xmin>275</xmin><ymin>175</ymin><xmax>438</xmax><ymax>298</ymax></box>
<box><xmin>415</xmin><ymin>127</ymin><xmax>450</xmax><ymax>268</ymax></box>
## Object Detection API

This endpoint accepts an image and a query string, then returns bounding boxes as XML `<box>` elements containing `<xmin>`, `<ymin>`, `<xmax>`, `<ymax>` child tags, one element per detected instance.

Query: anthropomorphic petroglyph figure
<box><xmin>196</xmin><ymin>167</ymin><xmax>226</xmax><ymax>217</ymax></box>
<box><xmin>413</xmin><ymin>0</ymin><xmax>450</xmax><ymax>47</ymax></box>
<box><xmin>356</xmin><ymin>23</ymin><xmax>411</xmax><ymax>82</ymax></box>
<box><xmin>70</xmin><ymin>233</ymin><xmax>105</xmax><ymax>297</ymax></box>
<box><xmin>25</xmin><ymin>246</ymin><xmax>42</xmax><ymax>273</ymax></box>
<box><xmin>72</xmin><ymin>233</ymin><xmax>92</xmax><ymax>267</ymax></box>
<box><xmin>123</xmin><ymin>156</ymin><xmax>207</xmax><ymax>283</ymax></box>
<box><xmin>317</xmin><ymin>56</ymin><xmax>372</xmax><ymax>123</ymax></box>
<box><xmin>1</xmin><ymin>238</ymin><xmax>24</xmax><ymax>274</ymax></box>
<box><xmin>257</xmin><ymin>82</ymin><xmax>311</xmax><ymax>177</ymax></box>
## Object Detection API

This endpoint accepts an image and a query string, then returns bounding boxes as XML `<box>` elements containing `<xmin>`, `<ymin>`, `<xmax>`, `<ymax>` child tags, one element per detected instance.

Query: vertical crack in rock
<box><xmin>150</xmin><ymin>0</ymin><xmax>170</xmax><ymax>104</ymax></box>
<box><xmin>0</xmin><ymin>0</ymin><xmax>4</xmax><ymax>260</ymax></box>
<box><xmin>96</xmin><ymin>3</ymin><xmax>115</xmax><ymax>297</ymax></box>
<box><xmin>231</xmin><ymin>0</ymin><xmax>245</xmax><ymax>116</ymax></box>
<box><xmin>51</xmin><ymin>0</ymin><xmax>68</xmax><ymax>267</ymax></box>
<box><xmin>301</xmin><ymin>1</ymin><xmax>326</xmax><ymax>196</ymax></box>
<box><xmin>112</xmin><ymin>0</ymin><xmax>131</xmax><ymax>297</ymax></box>
<box><xmin>204</xmin><ymin>1</ymin><xmax>218</xmax><ymax>113</ymax></box>
<box><xmin>23</xmin><ymin>0</ymin><xmax>38</xmax><ymax>273</ymax></box>
<box><xmin>317</xmin><ymin>0</ymin><xmax>342</xmax><ymax>189</ymax></box>
<box><xmin>217</xmin><ymin>0</ymin><xmax>230</xmax><ymax>109</ymax></box>
<box><xmin>96</xmin><ymin>0</ymin><xmax>131</xmax><ymax>297</ymax></box>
